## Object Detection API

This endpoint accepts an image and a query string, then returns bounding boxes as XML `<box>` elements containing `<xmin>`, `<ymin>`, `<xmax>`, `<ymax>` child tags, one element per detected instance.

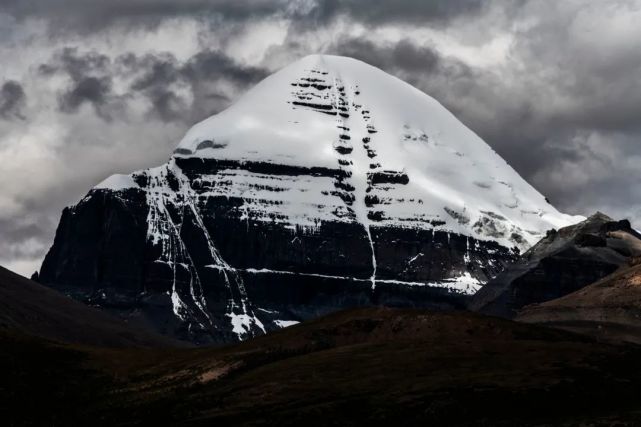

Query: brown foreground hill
<box><xmin>518</xmin><ymin>258</ymin><xmax>641</xmax><ymax>345</ymax></box>
<box><xmin>4</xmin><ymin>304</ymin><xmax>641</xmax><ymax>426</ymax></box>
<box><xmin>0</xmin><ymin>265</ymin><xmax>178</xmax><ymax>348</ymax></box>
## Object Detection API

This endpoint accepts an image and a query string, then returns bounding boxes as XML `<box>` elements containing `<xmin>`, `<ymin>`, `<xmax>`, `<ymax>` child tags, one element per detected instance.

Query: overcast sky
<box><xmin>2</xmin><ymin>0</ymin><xmax>641</xmax><ymax>276</ymax></box>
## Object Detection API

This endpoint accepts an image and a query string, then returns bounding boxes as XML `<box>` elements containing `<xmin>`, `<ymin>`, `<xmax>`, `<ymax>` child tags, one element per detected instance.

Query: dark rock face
<box><xmin>469</xmin><ymin>213</ymin><xmax>641</xmax><ymax>319</ymax></box>
<box><xmin>39</xmin><ymin>158</ymin><xmax>517</xmax><ymax>345</ymax></box>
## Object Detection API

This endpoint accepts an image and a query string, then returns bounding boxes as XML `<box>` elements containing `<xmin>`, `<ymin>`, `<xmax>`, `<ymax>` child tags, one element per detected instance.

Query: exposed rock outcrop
<box><xmin>470</xmin><ymin>212</ymin><xmax>641</xmax><ymax>318</ymax></box>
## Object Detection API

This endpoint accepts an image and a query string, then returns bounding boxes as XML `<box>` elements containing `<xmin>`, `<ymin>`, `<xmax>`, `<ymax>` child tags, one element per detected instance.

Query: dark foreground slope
<box><xmin>470</xmin><ymin>212</ymin><xmax>641</xmax><ymax>318</ymax></box>
<box><xmin>4</xmin><ymin>307</ymin><xmax>641</xmax><ymax>426</ymax></box>
<box><xmin>0</xmin><ymin>266</ymin><xmax>177</xmax><ymax>347</ymax></box>
<box><xmin>518</xmin><ymin>259</ymin><xmax>641</xmax><ymax>345</ymax></box>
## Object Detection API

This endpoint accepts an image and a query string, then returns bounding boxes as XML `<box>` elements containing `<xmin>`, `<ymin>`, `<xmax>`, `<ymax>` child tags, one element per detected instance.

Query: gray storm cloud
<box><xmin>0</xmin><ymin>81</ymin><xmax>26</xmax><ymax>120</ymax></box>
<box><xmin>1</xmin><ymin>0</ymin><xmax>640</xmax><ymax>275</ymax></box>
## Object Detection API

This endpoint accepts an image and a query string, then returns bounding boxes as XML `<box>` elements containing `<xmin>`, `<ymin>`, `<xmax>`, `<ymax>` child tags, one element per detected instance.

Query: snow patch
<box><xmin>95</xmin><ymin>173</ymin><xmax>138</xmax><ymax>191</ymax></box>
<box><xmin>171</xmin><ymin>289</ymin><xmax>189</xmax><ymax>321</ymax></box>
<box><xmin>227</xmin><ymin>313</ymin><xmax>263</xmax><ymax>336</ymax></box>
<box><xmin>274</xmin><ymin>320</ymin><xmax>300</xmax><ymax>328</ymax></box>
<box><xmin>241</xmin><ymin>266</ymin><xmax>482</xmax><ymax>295</ymax></box>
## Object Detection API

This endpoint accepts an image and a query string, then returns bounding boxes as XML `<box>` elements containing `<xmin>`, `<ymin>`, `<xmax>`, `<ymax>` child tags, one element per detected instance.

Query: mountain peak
<box><xmin>53</xmin><ymin>55</ymin><xmax>584</xmax><ymax>343</ymax></box>
<box><xmin>101</xmin><ymin>54</ymin><xmax>581</xmax><ymax>250</ymax></box>
<box><xmin>173</xmin><ymin>52</ymin><xmax>444</xmax><ymax>167</ymax></box>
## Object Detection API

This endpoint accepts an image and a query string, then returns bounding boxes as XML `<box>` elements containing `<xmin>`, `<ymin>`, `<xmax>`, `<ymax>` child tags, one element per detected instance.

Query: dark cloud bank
<box><xmin>0</xmin><ymin>81</ymin><xmax>26</xmax><ymax>120</ymax></box>
<box><xmin>39</xmin><ymin>47</ymin><xmax>267</xmax><ymax>122</ymax></box>
<box><xmin>1</xmin><ymin>0</ymin><xmax>640</xmax><ymax>274</ymax></box>
<box><xmin>2</xmin><ymin>0</ymin><xmax>486</xmax><ymax>30</ymax></box>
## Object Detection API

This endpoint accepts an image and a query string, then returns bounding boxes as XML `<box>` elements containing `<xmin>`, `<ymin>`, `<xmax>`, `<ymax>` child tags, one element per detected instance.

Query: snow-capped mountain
<box><xmin>38</xmin><ymin>55</ymin><xmax>582</xmax><ymax>344</ymax></box>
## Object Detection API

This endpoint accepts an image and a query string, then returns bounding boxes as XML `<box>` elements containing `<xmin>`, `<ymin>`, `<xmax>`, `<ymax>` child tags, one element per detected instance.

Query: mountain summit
<box><xmin>38</xmin><ymin>55</ymin><xmax>581</xmax><ymax>344</ymax></box>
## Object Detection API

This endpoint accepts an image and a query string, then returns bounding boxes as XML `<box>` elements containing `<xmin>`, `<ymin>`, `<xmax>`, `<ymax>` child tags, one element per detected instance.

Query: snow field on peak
<box><xmin>109</xmin><ymin>54</ymin><xmax>581</xmax><ymax>251</ymax></box>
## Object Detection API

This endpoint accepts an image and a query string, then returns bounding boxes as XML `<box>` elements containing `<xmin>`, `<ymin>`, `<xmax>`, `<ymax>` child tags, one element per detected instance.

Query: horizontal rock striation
<box><xmin>39</xmin><ymin>157</ymin><xmax>514</xmax><ymax>344</ymax></box>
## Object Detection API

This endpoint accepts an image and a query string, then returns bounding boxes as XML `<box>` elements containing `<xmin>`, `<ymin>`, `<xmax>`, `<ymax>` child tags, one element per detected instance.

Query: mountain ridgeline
<box><xmin>37</xmin><ymin>55</ymin><xmax>580</xmax><ymax>344</ymax></box>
